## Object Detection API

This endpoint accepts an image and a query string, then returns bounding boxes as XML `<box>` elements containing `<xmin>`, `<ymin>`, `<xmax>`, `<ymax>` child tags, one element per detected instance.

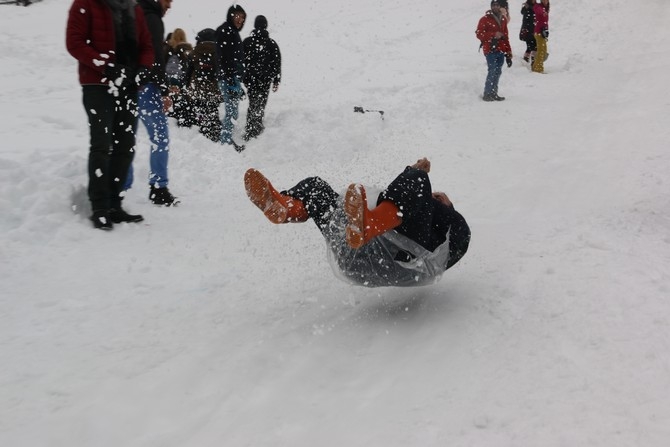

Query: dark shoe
<box><xmin>232</xmin><ymin>141</ymin><xmax>245</xmax><ymax>152</ymax></box>
<box><xmin>90</xmin><ymin>210</ymin><xmax>113</xmax><ymax>230</ymax></box>
<box><xmin>492</xmin><ymin>93</ymin><xmax>506</xmax><ymax>101</ymax></box>
<box><xmin>482</xmin><ymin>93</ymin><xmax>495</xmax><ymax>102</ymax></box>
<box><xmin>149</xmin><ymin>186</ymin><xmax>179</xmax><ymax>206</ymax></box>
<box><xmin>110</xmin><ymin>207</ymin><xmax>144</xmax><ymax>224</ymax></box>
<box><xmin>222</xmin><ymin>136</ymin><xmax>245</xmax><ymax>152</ymax></box>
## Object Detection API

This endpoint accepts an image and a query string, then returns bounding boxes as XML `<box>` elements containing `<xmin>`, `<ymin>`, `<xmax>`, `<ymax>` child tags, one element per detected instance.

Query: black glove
<box><xmin>103</xmin><ymin>64</ymin><xmax>135</xmax><ymax>89</ymax></box>
<box><xmin>506</xmin><ymin>55</ymin><xmax>513</xmax><ymax>68</ymax></box>
<box><xmin>135</xmin><ymin>66</ymin><xmax>154</xmax><ymax>86</ymax></box>
<box><xmin>541</xmin><ymin>27</ymin><xmax>549</xmax><ymax>39</ymax></box>
<box><xmin>490</xmin><ymin>37</ymin><xmax>499</xmax><ymax>51</ymax></box>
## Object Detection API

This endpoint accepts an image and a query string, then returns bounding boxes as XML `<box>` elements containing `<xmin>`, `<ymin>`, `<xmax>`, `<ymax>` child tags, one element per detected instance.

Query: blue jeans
<box><xmin>484</xmin><ymin>52</ymin><xmax>505</xmax><ymax>96</ymax></box>
<box><xmin>126</xmin><ymin>83</ymin><xmax>170</xmax><ymax>189</ymax></box>
<box><xmin>218</xmin><ymin>80</ymin><xmax>240</xmax><ymax>144</ymax></box>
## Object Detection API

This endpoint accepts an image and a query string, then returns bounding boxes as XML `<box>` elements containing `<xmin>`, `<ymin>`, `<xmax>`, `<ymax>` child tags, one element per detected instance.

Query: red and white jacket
<box><xmin>66</xmin><ymin>0</ymin><xmax>154</xmax><ymax>85</ymax></box>
<box><xmin>475</xmin><ymin>10</ymin><xmax>513</xmax><ymax>56</ymax></box>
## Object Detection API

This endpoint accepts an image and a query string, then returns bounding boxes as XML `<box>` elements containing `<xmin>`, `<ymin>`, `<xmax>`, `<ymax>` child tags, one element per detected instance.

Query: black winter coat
<box><xmin>242</xmin><ymin>29</ymin><xmax>281</xmax><ymax>86</ymax></box>
<box><xmin>520</xmin><ymin>2</ymin><xmax>535</xmax><ymax>40</ymax></box>
<box><xmin>214</xmin><ymin>21</ymin><xmax>244</xmax><ymax>84</ymax></box>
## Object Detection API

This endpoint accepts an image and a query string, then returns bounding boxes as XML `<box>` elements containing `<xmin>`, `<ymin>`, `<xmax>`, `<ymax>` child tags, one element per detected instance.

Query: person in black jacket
<box><xmin>128</xmin><ymin>0</ymin><xmax>179</xmax><ymax>206</ymax></box>
<box><xmin>520</xmin><ymin>0</ymin><xmax>536</xmax><ymax>63</ymax></box>
<box><xmin>242</xmin><ymin>15</ymin><xmax>281</xmax><ymax>141</ymax></box>
<box><xmin>244</xmin><ymin>158</ymin><xmax>471</xmax><ymax>288</ymax></box>
<box><xmin>215</xmin><ymin>4</ymin><xmax>246</xmax><ymax>152</ymax></box>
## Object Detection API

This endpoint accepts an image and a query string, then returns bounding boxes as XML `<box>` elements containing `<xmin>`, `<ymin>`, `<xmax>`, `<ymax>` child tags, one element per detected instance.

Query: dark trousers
<box><xmin>245</xmin><ymin>82</ymin><xmax>270</xmax><ymax>137</ymax></box>
<box><xmin>82</xmin><ymin>85</ymin><xmax>138</xmax><ymax>211</ymax></box>
<box><xmin>285</xmin><ymin>167</ymin><xmax>471</xmax><ymax>269</ymax></box>
<box><xmin>524</xmin><ymin>35</ymin><xmax>537</xmax><ymax>54</ymax></box>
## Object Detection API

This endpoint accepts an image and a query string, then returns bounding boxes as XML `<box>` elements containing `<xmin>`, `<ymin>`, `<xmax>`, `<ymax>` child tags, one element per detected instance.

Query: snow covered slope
<box><xmin>1</xmin><ymin>0</ymin><xmax>669</xmax><ymax>445</ymax></box>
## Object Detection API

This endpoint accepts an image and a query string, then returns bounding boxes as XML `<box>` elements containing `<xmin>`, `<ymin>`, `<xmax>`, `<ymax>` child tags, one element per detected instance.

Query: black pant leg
<box><xmin>246</xmin><ymin>83</ymin><xmax>270</xmax><ymax>136</ymax></box>
<box><xmin>284</xmin><ymin>177</ymin><xmax>339</xmax><ymax>232</ymax></box>
<box><xmin>109</xmin><ymin>88</ymin><xmax>138</xmax><ymax>209</ymax></box>
<box><xmin>83</xmin><ymin>86</ymin><xmax>115</xmax><ymax>211</ymax></box>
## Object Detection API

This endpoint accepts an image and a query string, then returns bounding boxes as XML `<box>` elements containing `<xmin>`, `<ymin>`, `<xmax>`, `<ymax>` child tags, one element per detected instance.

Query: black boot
<box><xmin>492</xmin><ymin>93</ymin><xmax>506</xmax><ymax>101</ymax></box>
<box><xmin>149</xmin><ymin>185</ymin><xmax>179</xmax><ymax>206</ymax></box>
<box><xmin>482</xmin><ymin>93</ymin><xmax>495</xmax><ymax>102</ymax></box>
<box><xmin>110</xmin><ymin>207</ymin><xmax>144</xmax><ymax>223</ymax></box>
<box><xmin>90</xmin><ymin>209</ymin><xmax>113</xmax><ymax>230</ymax></box>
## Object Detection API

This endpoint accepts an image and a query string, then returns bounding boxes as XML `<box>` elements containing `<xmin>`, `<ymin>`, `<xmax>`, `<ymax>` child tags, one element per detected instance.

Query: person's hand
<box><xmin>432</xmin><ymin>192</ymin><xmax>452</xmax><ymax>207</ymax></box>
<box><xmin>506</xmin><ymin>54</ymin><xmax>513</xmax><ymax>67</ymax></box>
<box><xmin>272</xmin><ymin>82</ymin><xmax>279</xmax><ymax>93</ymax></box>
<box><xmin>541</xmin><ymin>27</ymin><xmax>549</xmax><ymax>39</ymax></box>
<box><xmin>494</xmin><ymin>31</ymin><xmax>504</xmax><ymax>39</ymax></box>
<box><xmin>135</xmin><ymin>66</ymin><xmax>154</xmax><ymax>86</ymax></box>
<box><xmin>104</xmin><ymin>64</ymin><xmax>135</xmax><ymax>89</ymax></box>
<box><xmin>411</xmin><ymin>157</ymin><xmax>431</xmax><ymax>173</ymax></box>
<box><xmin>162</xmin><ymin>96</ymin><xmax>173</xmax><ymax>113</ymax></box>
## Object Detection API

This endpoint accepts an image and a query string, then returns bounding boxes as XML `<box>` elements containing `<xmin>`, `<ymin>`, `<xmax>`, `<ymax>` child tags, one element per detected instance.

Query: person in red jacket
<box><xmin>66</xmin><ymin>0</ymin><xmax>154</xmax><ymax>230</ymax></box>
<box><xmin>476</xmin><ymin>0</ymin><xmax>513</xmax><ymax>101</ymax></box>
<box><xmin>532</xmin><ymin>0</ymin><xmax>550</xmax><ymax>73</ymax></box>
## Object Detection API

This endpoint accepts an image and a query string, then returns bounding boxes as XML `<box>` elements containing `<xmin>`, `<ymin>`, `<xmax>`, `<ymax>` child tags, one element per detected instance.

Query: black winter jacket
<box><xmin>243</xmin><ymin>29</ymin><xmax>281</xmax><ymax>86</ymax></box>
<box><xmin>215</xmin><ymin>21</ymin><xmax>244</xmax><ymax>84</ymax></box>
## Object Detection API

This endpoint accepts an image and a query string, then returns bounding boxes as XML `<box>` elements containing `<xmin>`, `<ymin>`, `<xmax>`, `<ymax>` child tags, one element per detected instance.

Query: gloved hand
<box><xmin>135</xmin><ymin>66</ymin><xmax>154</xmax><ymax>86</ymax></box>
<box><xmin>490</xmin><ymin>37</ymin><xmax>499</xmax><ymax>51</ymax></box>
<box><xmin>506</xmin><ymin>55</ymin><xmax>513</xmax><ymax>68</ymax></box>
<box><xmin>103</xmin><ymin>64</ymin><xmax>135</xmax><ymax>89</ymax></box>
<box><xmin>541</xmin><ymin>27</ymin><xmax>549</xmax><ymax>39</ymax></box>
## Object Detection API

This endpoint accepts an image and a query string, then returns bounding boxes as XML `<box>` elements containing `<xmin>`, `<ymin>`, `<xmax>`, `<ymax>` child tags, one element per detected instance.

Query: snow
<box><xmin>1</xmin><ymin>0</ymin><xmax>670</xmax><ymax>445</ymax></box>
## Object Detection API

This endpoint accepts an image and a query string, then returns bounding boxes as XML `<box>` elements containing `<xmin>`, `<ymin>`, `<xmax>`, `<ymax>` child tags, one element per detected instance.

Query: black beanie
<box><xmin>254</xmin><ymin>15</ymin><xmax>268</xmax><ymax>30</ymax></box>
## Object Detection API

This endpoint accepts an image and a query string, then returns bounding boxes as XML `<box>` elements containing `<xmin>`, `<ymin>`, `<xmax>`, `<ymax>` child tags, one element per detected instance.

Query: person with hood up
<box><xmin>476</xmin><ymin>0</ymin><xmax>513</xmax><ymax>102</ymax></box>
<box><xmin>215</xmin><ymin>4</ymin><xmax>247</xmax><ymax>152</ymax></box>
<box><xmin>66</xmin><ymin>0</ymin><xmax>154</xmax><ymax>229</ymax></box>
<box><xmin>242</xmin><ymin>15</ymin><xmax>281</xmax><ymax>141</ymax></box>
<box><xmin>243</xmin><ymin>158</ymin><xmax>471</xmax><ymax>288</ymax></box>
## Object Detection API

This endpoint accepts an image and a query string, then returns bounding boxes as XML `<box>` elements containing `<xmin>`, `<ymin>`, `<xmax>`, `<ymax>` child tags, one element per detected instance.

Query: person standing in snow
<box><xmin>127</xmin><ymin>0</ymin><xmax>180</xmax><ymax>206</ymax></box>
<box><xmin>242</xmin><ymin>15</ymin><xmax>281</xmax><ymax>141</ymax></box>
<box><xmin>520</xmin><ymin>0</ymin><xmax>536</xmax><ymax>63</ymax></box>
<box><xmin>476</xmin><ymin>0</ymin><xmax>513</xmax><ymax>101</ymax></box>
<box><xmin>215</xmin><ymin>4</ymin><xmax>247</xmax><ymax>152</ymax></box>
<box><xmin>243</xmin><ymin>158</ymin><xmax>471</xmax><ymax>287</ymax></box>
<box><xmin>532</xmin><ymin>0</ymin><xmax>550</xmax><ymax>73</ymax></box>
<box><xmin>66</xmin><ymin>0</ymin><xmax>154</xmax><ymax>229</ymax></box>
<box><xmin>179</xmin><ymin>28</ymin><xmax>224</xmax><ymax>142</ymax></box>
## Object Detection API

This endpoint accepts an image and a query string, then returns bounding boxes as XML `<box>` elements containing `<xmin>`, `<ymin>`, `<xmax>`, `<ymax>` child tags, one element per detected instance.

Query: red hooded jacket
<box><xmin>66</xmin><ymin>0</ymin><xmax>154</xmax><ymax>85</ymax></box>
<box><xmin>475</xmin><ymin>10</ymin><xmax>512</xmax><ymax>56</ymax></box>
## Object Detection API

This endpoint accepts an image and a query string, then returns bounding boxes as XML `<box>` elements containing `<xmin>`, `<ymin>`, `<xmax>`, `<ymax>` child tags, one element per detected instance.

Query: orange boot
<box><xmin>244</xmin><ymin>169</ymin><xmax>309</xmax><ymax>223</ymax></box>
<box><xmin>344</xmin><ymin>184</ymin><xmax>402</xmax><ymax>249</ymax></box>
